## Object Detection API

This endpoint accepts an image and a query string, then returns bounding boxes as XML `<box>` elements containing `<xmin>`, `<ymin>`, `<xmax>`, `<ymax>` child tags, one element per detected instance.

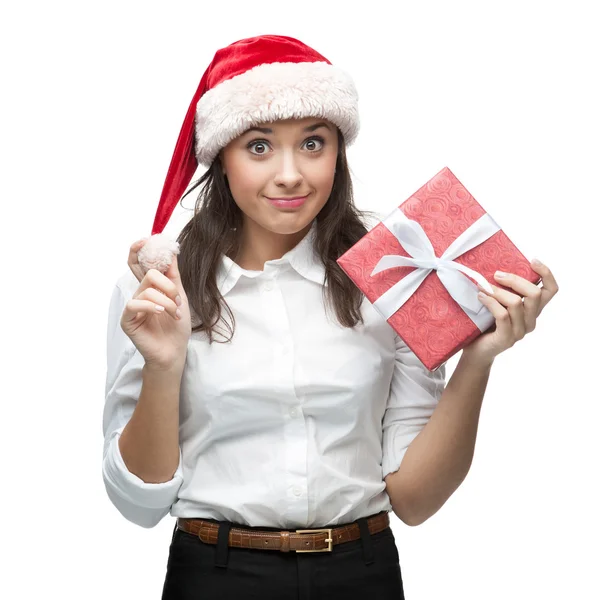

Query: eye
<box><xmin>246</xmin><ymin>136</ymin><xmax>325</xmax><ymax>156</ymax></box>
<box><xmin>247</xmin><ymin>140</ymin><xmax>271</xmax><ymax>155</ymax></box>
<box><xmin>303</xmin><ymin>136</ymin><xmax>325</xmax><ymax>152</ymax></box>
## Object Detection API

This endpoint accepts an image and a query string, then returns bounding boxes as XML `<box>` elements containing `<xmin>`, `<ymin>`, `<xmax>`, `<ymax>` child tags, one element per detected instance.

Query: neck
<box><xmin>231</xmin><ymin>221</ymin><xmax>313</xmax><ymax>271</ymax></box>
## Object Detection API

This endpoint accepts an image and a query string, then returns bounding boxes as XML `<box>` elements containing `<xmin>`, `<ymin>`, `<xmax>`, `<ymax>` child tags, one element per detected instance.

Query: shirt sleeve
<box><xmin>381</xmin><ymin>334</ymin><xmax>447</xmax><ymax>479</ymax></box>
<box><xmin>102</xmin><ymin>275</ymin><xmax>184</xmax><ymax>528</ymax></box>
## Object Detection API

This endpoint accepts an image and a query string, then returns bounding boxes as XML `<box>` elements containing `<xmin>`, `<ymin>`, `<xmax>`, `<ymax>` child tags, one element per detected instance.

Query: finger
<box><xmin>479</xmin><ymin>283</ymin><xmax>527</xmax><ymax>339</ymax></box>
<box><xmin>130</xmin><ymin>238</ymin><xmax>148</xmax><ymax>249</ymax></box>
<box><xmin>128</xmin><ymin>239</ymin><xmax>149</xmax><ymax>283</ymax></box>
<box><xmin>492</xmin><ymin>270</ymin><xmax>541</xmax><ymax>299</ymax></box>
<box><xmin>165</xmin><ymin>253</ymin><xmax>186</xmax><ymax>301</ymax></box>
<box><xmin>492</xmin><ymin>270</ymin><xmax>542</xmax><ymax>324</ymax></box>
<box><xmin>477</xmin><ymin>292</ymin><xmax>515</xmax><ymax>345</ymax></box>
<box><xmin>529</xmin><ymin>259</ymin><xmax>559</xmax><ymax>309</ymax></box>
<box><xmin>129</xmin><ymin>264</ymin><xmax>145</xmax><ymax>284</ymax></box>
<box><xmin>128</xmin><ymin>238</ymin><xmax>148</xmax><ymax>258</ymax></box>
<box><xmin>134</xmin><ymin>268</ymin><xmax>181</xmax><ymax>308</ymax></box>
<box><xmin>122</xmin><ymin>298</ymin><xmax>169</xmax><ymax>323</ymax></box>
<box><xmin>166</xmin><ymin>253</ymin><xmax>182</xmax><ymax>282</ymax></box>
<box><xmin>138</xmin><ymin>286</ymin><xmax>180</xmax><ymax>319</ymax></box>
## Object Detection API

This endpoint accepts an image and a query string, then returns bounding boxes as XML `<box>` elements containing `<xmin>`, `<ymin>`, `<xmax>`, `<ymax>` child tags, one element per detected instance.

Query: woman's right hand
<box><xmin>121</xmin><ymin>240</ymin><xmax>191</xmax><ymax>371</ymax></box>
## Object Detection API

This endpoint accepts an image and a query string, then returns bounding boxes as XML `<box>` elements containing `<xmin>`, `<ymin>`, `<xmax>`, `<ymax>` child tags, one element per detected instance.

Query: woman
<box><xmin>102</xmin><ymin>34</ymin><xmax>558</xmax><ymax>599</ymax></box>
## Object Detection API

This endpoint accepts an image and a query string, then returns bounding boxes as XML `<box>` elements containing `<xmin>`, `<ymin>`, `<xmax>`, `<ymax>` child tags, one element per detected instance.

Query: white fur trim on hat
<box><xmin>194</xmin><ymin>61</ymin><xmax>359</xmax><ymax>167</ymax></box>
<box><xmin>137</xmin><ymin>233</ymin><xmax>180</xmax><ymax>274</ymax></box>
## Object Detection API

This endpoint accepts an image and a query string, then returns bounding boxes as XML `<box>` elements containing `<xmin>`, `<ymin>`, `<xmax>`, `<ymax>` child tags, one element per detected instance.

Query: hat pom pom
<box><xmin>137</xmin><ymin>233</ymin><xmax>180</xmax><ymax>274</ymax></box>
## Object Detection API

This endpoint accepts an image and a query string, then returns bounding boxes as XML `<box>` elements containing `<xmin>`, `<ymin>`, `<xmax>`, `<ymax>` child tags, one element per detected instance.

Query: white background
<box><xmin>1</xmin><ymin>0</ymin><xmax>598</xmax><ymax>598</ymax></box>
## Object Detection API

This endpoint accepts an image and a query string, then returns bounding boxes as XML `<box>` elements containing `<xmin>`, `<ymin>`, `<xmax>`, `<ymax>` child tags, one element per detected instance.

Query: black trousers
<box><xmin>161</xmin><ymin>513</ymin><xmax>405</xmax><ymax>599</ymax></box>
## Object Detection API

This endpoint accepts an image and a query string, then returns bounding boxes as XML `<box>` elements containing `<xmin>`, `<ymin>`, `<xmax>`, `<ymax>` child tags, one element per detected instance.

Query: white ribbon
<box><xmin>371</xmin><ymin>208</ymin><xmax>501</xmax><ymax>332</ymax></box>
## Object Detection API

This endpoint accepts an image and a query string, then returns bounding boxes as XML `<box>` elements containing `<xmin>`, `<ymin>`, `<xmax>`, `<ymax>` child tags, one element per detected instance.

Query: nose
<box><xmin>273</xmin><ymin>151</ymin><xmax>303</xmax><ymax>189</ymax></box>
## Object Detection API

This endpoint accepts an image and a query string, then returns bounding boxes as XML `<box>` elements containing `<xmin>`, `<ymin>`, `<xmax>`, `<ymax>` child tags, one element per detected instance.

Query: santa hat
<box><xmin>138</xmin><ymin>34</ymin><xmax>360</xmax><ymax>273</ymax></box>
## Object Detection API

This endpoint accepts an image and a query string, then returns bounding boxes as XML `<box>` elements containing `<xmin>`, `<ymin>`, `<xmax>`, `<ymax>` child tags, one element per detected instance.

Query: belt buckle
<box><xmin>295</xmin><ymin>528</ymin><xmax>333</xmax><ymax>552</ymax></box>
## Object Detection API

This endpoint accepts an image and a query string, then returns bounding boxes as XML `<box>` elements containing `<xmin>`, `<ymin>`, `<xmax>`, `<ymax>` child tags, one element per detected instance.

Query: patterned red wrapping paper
<box><xmin>336</xmin><ymin>166</ymin><xmax>542</xmax><ymax>371</ymax></box>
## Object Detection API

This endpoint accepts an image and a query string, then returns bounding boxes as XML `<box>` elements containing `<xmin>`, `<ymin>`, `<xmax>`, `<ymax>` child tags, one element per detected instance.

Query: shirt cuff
<box><xmin>103</xmin><ymin>427</ymin><xmax>184</xmax><ymax>513</ymax></box>
<box><xmin>381</xmin><ymin>424</ymin><xmax>420</xmax><ymax>479</ymax></box>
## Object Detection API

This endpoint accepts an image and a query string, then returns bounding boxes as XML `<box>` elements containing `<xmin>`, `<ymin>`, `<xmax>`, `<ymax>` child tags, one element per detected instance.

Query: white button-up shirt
<box><xmin>102</xmin><ymin>220</ymin><xmax>446</xmax><ymax>529</ymax></box>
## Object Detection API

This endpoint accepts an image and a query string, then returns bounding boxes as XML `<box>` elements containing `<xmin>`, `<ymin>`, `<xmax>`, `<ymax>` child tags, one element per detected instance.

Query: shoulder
<box><xmin>113</xmin><ymin>269</ymin><xmax>139</xmax><ymax>300</ymax></box>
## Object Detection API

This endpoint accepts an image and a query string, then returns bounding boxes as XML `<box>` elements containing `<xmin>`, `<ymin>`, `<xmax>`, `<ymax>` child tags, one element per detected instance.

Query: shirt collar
<box><xmin>216</xmin><ymin>220</ymin><xmax>326</xmax><ymax>297</ymax></box>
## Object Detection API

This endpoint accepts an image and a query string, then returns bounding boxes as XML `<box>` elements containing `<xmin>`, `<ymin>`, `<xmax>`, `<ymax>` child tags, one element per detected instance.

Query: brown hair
<box><xmin>176</xmin><ymin>128</ymin><xmax>378</xmax><ymax>343</ymax></box>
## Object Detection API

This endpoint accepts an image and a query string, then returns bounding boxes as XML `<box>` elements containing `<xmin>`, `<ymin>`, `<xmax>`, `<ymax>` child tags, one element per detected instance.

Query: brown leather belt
<box><xmin>177</xmin><ymin>511</ymin><xmax>390</xmax><ymax>553</ymax></box>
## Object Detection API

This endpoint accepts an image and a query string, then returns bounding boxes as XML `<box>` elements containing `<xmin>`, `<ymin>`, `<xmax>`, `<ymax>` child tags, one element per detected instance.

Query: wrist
<box><xmin>143</xmin><ymin>360</ymin><xmax>186</xmax><ymax>377</ymax></box>
<box><xmin>460</xmin><ymin>347</ymin><xmax>496</xmax><ymax>371</ymax></box>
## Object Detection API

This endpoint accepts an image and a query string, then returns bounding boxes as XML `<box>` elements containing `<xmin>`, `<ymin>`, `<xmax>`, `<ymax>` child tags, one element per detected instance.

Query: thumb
<box><xmin>165</xmin><ymin>253</ymin><xmax>179</xmax><ymax>281</ymax></box>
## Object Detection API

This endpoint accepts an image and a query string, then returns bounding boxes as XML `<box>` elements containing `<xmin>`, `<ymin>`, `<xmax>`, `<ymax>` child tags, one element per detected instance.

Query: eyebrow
<box><xmin>243</xmin><ymin>121</ymin><xmax>332</xmax><ymax>135</ymax></box>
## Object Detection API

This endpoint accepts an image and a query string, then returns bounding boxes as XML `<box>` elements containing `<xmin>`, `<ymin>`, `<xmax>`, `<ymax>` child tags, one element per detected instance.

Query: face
<box><xmin>219</xmin><ymin>117</ymin><xmax>339</xmax><ymax>239</ymax></box>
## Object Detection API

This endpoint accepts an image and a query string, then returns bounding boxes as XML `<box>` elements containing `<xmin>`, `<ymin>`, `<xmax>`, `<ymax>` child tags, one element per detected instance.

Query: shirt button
<box><xmin>292</xmin><ymin>486</ymin><xmax>302</xmax><ymax>497</ymax></box>
<box><xmin>290</xmin><ymin>407</ymin><xmax>299</xmax><ymax>418</ymax></box>
<box><xmin>264</xmin><ymin>281</ymin><xmax>274</xmax><ymax>292</ymax></box>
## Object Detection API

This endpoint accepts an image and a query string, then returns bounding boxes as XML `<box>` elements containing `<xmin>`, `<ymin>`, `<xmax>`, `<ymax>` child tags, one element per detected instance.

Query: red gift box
<box><xmin>336</xmin><ymin>166</ymin><xmax>542</xmax><ymax>371</ymax></box>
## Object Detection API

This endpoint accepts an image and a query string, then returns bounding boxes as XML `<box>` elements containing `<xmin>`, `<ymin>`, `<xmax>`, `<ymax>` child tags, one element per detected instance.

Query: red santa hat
<box><xmin>138</xmin><ymin>34</ymin><xmax>360</xmax><ymax>273</ymax></box>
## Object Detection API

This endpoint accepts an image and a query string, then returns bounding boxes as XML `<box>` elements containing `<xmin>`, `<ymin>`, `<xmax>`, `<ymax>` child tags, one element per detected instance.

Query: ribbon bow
<box><xmin>370</xmin><ymin>209</ymin><xmax>501</xmax><ymax>332</ymax></box>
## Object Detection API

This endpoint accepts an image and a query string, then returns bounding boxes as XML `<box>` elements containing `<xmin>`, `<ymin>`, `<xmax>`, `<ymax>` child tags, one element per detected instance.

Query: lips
<box><xmin>265</xmin><ymin>194</ymin><xmax>309</xmax><ymax>209</ymax></box>
<box><xmin>265</xmin><ymin>195</ymin><xmax>309</xmax><ymax>201</ymax></box>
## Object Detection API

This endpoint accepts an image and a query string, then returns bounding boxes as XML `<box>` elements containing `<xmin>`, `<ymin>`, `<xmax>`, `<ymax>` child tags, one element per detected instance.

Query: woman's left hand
<box><xmin>461</xmin><ymin>259</ymin><xmax>559</xmax><ymax>366</ymax></box>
